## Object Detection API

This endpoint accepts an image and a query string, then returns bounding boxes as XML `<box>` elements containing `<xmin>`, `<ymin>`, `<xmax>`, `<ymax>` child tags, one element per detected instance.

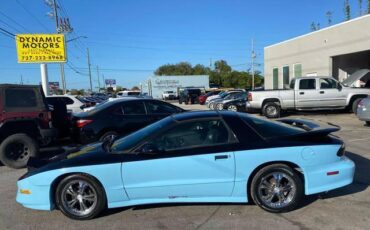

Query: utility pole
<box><xmin>96</xmin><ymin>65</ymin><xmax>101</xmax><ymax>92</ymax></box>
<box><xmin>87</xmin><ymin>48</ymin><xmax>93</xmax><ymax>92</ymax></box>
<box><xmin>102</xmin><ymin>74</ymin><xmax>106</xmax><ymax>90</ymax></box>
<box><xmin>251</xmin><ymin>38</ymin><xmax>256</xmax><ymax>90</ymax></box>
<box><xmin>20</xmin><ymin>75</ymin><xmax>23</xmax><ymax>85</ymax></box>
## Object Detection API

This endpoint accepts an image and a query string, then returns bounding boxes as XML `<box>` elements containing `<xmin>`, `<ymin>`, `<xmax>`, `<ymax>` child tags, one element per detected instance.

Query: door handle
<box><xmin>215</xmin><ymin>155</ymin><xmax>229</xmax><ymax>160</ymax></box>
<box><xmin>320</xmin><ymin>91</ymin><xmax>325</xmax><ymax>94</ymax></box>
<box><xmin>299</xmin><ymin>92</ymin><xmax>305</xmax><ymax>95</ymax></box>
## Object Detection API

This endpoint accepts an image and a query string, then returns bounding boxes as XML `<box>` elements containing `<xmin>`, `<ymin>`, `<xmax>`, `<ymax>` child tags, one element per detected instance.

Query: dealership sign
<box><xmin>15</xmin><ymin>34</ymin><xmax>66</xmax><ymax>63</ymax></box>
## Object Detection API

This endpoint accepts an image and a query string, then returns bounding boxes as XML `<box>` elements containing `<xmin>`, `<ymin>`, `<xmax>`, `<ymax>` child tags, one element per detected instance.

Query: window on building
<box><xmin>273</xmin><ymin>68</ymin><xmax>279</xmax><ymax>89</ymax></box>
<box><xmin>283</xmin><ymin>66</ymin><xmax>290</xmax><ymax>88</ymax></box>
<box><xmin>299</xmin><ymin>79</ymin><xmax>316</xmax><ymax>90</ymax></box>
<box><xmin>294</xmin><ymin>64</ymin><xmax>302</xmax><ymax>78</ymax></box>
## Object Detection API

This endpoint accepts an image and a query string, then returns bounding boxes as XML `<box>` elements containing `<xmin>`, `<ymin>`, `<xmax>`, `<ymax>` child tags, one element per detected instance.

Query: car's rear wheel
<box><xmin>250</xmin><ymin>164</ymin><xmax>303</xmax><ymax>213</ymax></box>
<box><xmin>0</xmin><ymin>134</ymin><xmax>39</xmax><ymax>169</ymax></box>
<box><xmin>227</xmin><ymin>105</ymin><xmax>238</xmax><ymax>112</ymax></box>
<box><xmin>209</xmin><ymin>102</ymin><xmax>215</xmax><ymax>110</ymax></box>
<box><xmin>56</xmin><ymin>174</ymin><xmax>106</xmax><ymax>220</ymax></box>
<box><xmin>216</xmin><ymin>103</ymin><xmax>224</xmax><ymax>110</ymax></box>
<box><xmin>99</xmin><ymin>131</ymin><xmax>118</xmax><ymax>142</ymax></box>
<box><xmin>262</xmin><ymin>102</ymin><xmax>281</xmax><ymax>118</ymax></box>
<box><xmin>366</xmin><ymin>121</ymin><xmax>370</xmax><ymax>126</ymax></box>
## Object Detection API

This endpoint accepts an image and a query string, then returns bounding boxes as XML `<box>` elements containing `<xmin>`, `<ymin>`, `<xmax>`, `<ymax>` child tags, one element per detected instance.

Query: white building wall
<box><xmin>146</xmin><ymin>75</ymin><xmax>209</xmax><ymax>99</ymax></box>
<box><xmin>264</xmin><ymin>14</ymin><xmax>370</xmax><ymax>90</ymax></box>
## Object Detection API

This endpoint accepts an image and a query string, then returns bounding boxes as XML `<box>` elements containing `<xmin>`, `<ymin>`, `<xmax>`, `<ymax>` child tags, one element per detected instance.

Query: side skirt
<box><xmin>107</xmin><ymin>197</ymin><xmax>248</xmax><ymax>209</ymax></box>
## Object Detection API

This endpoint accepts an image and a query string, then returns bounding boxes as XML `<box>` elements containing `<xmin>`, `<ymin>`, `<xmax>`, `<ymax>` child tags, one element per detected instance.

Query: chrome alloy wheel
<box><xmin>216</xmin><ymin>103</ymin><xmax>224</xmax><ymax>110</ymax></box>
<box><xmin>61</xmin><ymin>180</ymin><xmax>98</xmax><ymax>217</ymax></box>
<box><xmin>227</xmin><ymin>105</ymin><xmax>237</xmax><ymax>111</ymax></box>
<box><xmin>257</xmin><ymin>172</ymin><xmax>296</xmax><ymax>209</ymax></box>
<box><xmin>265</xmin><ymin>105</ymin><xmax>277</xmax><ymax>117</ymax></box>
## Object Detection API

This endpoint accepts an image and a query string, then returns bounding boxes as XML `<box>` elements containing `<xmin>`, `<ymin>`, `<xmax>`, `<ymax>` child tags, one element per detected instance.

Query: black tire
<box><xmin>351</xmin><ymin>98</ymin><xmax>363</xmax><ymax>114</ymax></box>
<box><xmin>250</xmin><ymin>164</ymin><xmax>303</xmax><ymax>213</ymax></box>
<box><xmin>99</xmin><ymin>131</ymin><xmax>118</xmax><ymax>142</ymax></box>
<box><xmin>179</xmin><ymin>100</ymin><xmax>183</xmax><ymax>104</ymax></box>
<box><xmin>55</xmin><ymin>174</ymin><xmax>106</xmax><ymax>220</ymax></box>
<box><xmin>262</xmin><ymin>102</ymin><xmax>281</xmax><ymax>118</ymax></box>
<box><xmin>366</xmin><ymin>121</ymin><xmax>370</xmax><ymax>126</ymax></box>
<box><xmin>227</xmin><ymin>104</ymin><xmax>238</xmax><ymax>112</ymax></box>
<box><xmin>0</xmin><ymin>134</ymin><xmax>39</xmax><ymax>169</ymax></box>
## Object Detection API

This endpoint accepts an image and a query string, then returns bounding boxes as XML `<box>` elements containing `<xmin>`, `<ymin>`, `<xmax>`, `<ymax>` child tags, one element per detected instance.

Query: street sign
<box><xmin>105</xmin><ymin>79</ymin><xmax>116</xmax><ymax>85</ymax></box>
<box><xmin>49</xmin><ymin>82</ymin><xmax>60</xmax><ymax>90</ymax></box>
<box><xmin>15</xmin><ymin>34</ymin><xmax>67</xmax><ymax>63</ymax></box>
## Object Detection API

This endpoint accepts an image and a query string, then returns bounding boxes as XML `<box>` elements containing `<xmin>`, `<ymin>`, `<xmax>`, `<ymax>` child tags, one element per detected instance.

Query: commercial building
<box><xmin>264</xmin><ymin>14</ymin><xmax>370</xmax><ymax>90</ymax></box>
<box><xmin>145</xmin><ymin>75</ymin><xmax>209</xmax><ymax>99</ymax></box>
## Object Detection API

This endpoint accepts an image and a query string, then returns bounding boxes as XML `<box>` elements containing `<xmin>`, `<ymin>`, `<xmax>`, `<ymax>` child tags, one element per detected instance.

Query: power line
<box><xmin>0</xmin><ymin>18</ymin><xmax>22</xmax><ymax>33</ymax></box>
<box><xmin>15</xmin><ymin>0</ymin><xmax>50</xmax><ymax>32</ymax></box>
<box><xmin>0</xmin><ymin>10</ymin><xmax>29</xmax><ymax>32</ymax></box>
<box><xmin>0</xmin><ymin>27</ymin><xmax>15</xmax><ymax>37</ymax></box>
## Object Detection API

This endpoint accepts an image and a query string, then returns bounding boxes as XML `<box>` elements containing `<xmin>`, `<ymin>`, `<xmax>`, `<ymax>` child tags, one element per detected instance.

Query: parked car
<box><xmin>0</xmin><ymin>84</ymin><xmax>57</xmax><ymax>168</ymax></box>
<box><xmin>247</xmin><ymin>76</ymin><xmax>370</xmax><ymax>118</ymax></box>
<box><xmin>46</xmin><ymin>95</ymin><xmax>86</xmax><ymax>113</ymax></box>
<box><xmin>17</xmin><ymin>111</ymin><xmax>354</xmax><ymax>219</ymax></box>
<box><xmin>71</xmin><ymin>98</ymin><xmax>184</xmax><ymax>144</ymax></box>
<box><xmin>162</xmin><ymin>91</ymin><xmax>176</xmax><ymax>100</ymax></box>
<box><xmin>198</xmin><ymin>90</ymin><xmax>221</xmax><ymax>105</ymax></box>
<box><xmin>205</xmin><ymin>89</ymin><xmax>244</xmax><ymax>106</ymax></box>
<box><xmin>357</xmin><ymin>97</ymin><xmax>370</xmax><ymax>126</ymax></box>
<box><xmin>178</xmin><ymin>88</ymin><xmax>202</xmax><ymax>104</ymax></box>
<box><xmin>208</xmin><ymin>91</ymin><xmax>244</xmax><ymax>110</ymax></box>
<box><xmin>116</xmin><ymin>90</ymin><xmax>141</xmax><ymax>98</ymax></box>
<box><xmin>215</xmin><ymin>92</ymin><xmax>247</xmax><ymax>111</ymax></box>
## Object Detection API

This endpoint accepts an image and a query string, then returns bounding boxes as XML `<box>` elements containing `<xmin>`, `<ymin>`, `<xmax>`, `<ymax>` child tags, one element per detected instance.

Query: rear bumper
<box><xmin>246</xmin><ymin>101</ymin><xmax>261</xmax><ymax>109</ymax></box>
<box><xmin>304</xmin><ymin>156</ymin><xmax>355</xmax><ymax>195</ymax></box>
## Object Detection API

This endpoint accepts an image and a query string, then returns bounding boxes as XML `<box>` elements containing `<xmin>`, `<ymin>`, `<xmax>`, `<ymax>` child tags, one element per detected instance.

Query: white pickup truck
<box><xmin>247</xmin><ymin>75</ymin><xmax>370</xmax><ymax>118</ymax></box>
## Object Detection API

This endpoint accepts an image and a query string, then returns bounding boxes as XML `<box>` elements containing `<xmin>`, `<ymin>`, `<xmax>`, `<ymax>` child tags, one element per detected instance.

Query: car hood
<box><xmin>342</xmin><ymin>69</ymin><xmax>370</xmax><ymax>86</ymax></box>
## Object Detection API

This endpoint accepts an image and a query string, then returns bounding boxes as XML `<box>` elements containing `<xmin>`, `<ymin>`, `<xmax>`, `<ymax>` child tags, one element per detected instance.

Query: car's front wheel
<box><xmin>56</xmin><ymin>174</ymin><xmax>106</xmax><ymax>220</ymax></box>
<box><xmin>366</xmin><ymin>121</ymin><xmax>370</xmax><ymax>126</ymax></box>
<box><xmin>250</xmin><ymin>164</ymin><xmax>303</xmax><ymax>213</ymax></box>
<box><xmin>227</xmin><ymin>104</ymin><xmax>238</xmax><ymax>112</ymax></box>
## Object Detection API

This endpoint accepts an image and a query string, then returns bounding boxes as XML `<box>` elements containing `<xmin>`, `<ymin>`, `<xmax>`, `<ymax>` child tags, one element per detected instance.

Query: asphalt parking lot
<box><xmin>0</xmin><ymin>105</ymin><xmax>369</xmax><ymax>230</ymax></box>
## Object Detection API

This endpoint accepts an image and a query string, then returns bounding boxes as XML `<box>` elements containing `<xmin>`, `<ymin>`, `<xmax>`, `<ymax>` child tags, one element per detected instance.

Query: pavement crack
<box><xmin>276</xmin><ymin>213</ymin><xmax>310</xmax><ymax>230</ymax></box>
<box><xmin>194</xmin><ymin>206</ymin><xmax>221</xmax><ymax>230</ymax></box>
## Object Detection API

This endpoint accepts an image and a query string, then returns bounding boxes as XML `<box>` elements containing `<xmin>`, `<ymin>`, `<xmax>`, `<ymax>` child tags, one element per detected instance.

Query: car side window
<box><xmin>5</xmin><ymin>89</ymin><xmax>37</xmax><ymax>107</ymax></box>
<box><xmin>299</xmin><ymin>79</ymin><xmax>316</xmax><ymax>90</ymax></box>
<box><xmin>62</xmin><ymin>97</ymin><xmax>74</xmax><ymax>105</ymax></box>
<box><xmin>320</xmin><ymin>78</ymin><xmax>337</xmax><ymax>89</ymax></box>
<box><xmin>121</xmin><ymin>101</ymin><xmax>146</xmax><ymax>115</ymax></box>
<box><xmin>150</xmin><ymin>119</ymin><xmax>237</xmax><ymax>152</ymax></box>
<box><xmin>146</xmin><ymin>101</ymin><xmax>178</xmax><ymax>114</ymax></box>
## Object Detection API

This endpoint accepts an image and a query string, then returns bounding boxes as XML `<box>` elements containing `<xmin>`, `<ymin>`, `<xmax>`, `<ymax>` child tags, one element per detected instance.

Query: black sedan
<box><xmin>71</xmin><ymin>98</ymin><xmax>184</xmax><ymax>144</ymax></box>
<box><xmin>215</xmin><ymin>92</ymin><xmax>247</xmax><ymax>112</ymax></box>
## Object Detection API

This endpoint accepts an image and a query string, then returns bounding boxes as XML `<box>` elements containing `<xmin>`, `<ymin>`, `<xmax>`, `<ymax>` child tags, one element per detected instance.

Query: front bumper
<box><xmin>16</xmin><ymin>179</ymin><xmax>53</xmax><ymax>211</ymax></box>
<box><xmin>304</xmin><ymin>156</ymin><xmax>355</xmax><ymax>195</ymax></box>
<box><xmin>357</xmin><ymin>107</ymin><xmax>370</xmax><ymax>121</ymax></box>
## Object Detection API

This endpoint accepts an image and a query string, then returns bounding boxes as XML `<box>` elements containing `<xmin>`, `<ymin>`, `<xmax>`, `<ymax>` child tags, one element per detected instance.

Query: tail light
<box><xmin>357</xmin><ymin>99</ymin><xmax>365</xmax><ymax>108</ymax></box>
<box><xmin>76</xmin><ymin>119</ymin><xmax>93</xmax><ymax>128</ymax></box>
<box><xmin>337</xmin><ymin>144</ymin><xmax>345</xmax><ymax>157</ymax></box>
<box><xmin>247</xmin><ymin>92</ymin><xmax>253</xmax><ymax>101</ymax></box>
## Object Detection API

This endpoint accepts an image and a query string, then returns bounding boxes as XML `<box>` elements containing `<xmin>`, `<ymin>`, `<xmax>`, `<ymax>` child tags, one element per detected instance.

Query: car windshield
<box><xmin>239</xmin><ymin>114</ymin><xmax>304</xmax><ymax>138</ymax></box>
<box><xmin>111</xmin><ymin>116</ymin><xmax>174</xmax><ymax>153</ymax></box>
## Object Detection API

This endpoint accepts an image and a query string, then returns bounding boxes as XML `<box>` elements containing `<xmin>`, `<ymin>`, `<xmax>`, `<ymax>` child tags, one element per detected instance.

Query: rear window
<box><xmin>5</xmin><ymin>89</ymin><xmax>37</xmax><ymax>108</ymax></box>
<box><xmin>239</xmin><ymin>114</ymin><xmax>304</xmax><ymax>138</ymax></box>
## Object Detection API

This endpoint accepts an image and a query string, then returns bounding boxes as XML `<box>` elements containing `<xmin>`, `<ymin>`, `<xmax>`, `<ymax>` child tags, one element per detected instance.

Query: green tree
<box><xmin>193</xmin><ymin>64</ymin><xmax>210</xmax><ymax>75</ymax></box>
<box><xmin>131</xmin><ymin>86</ymin><xmax>140</xmax><ymax>91</ymax></box>
<box><xmin>326</xmin><ymin>11</ymin><xmax>333</xmax><ymax>26</ymax></box>
<box><xmin>358</xmin><ymin>0</ymin><xmax>363</xmax><ymax>15</ymax></box>
<box><xmin>368</xmin><ymin>0</ymin><xmax>370</xmax><ymax>13</ymax></box>
<box><xmin>310</xmin><ymin>22</ymin><xmax>317</xmax><ymax>31</ymax></box>
<box><xmin>344</xmin><ymin>0</ymin><xmax>351</xmax><ymax>20</ymax></box>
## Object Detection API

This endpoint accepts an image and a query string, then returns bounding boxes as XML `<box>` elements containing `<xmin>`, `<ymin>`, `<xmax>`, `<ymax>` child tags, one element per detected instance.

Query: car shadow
<box><xmin>319</xmin><ymin>151</ymin><xmax>370</xmax><ymax>199</ymax></box>
<box><xmin>281</xmin><ymin>110</ymin><xmax>352</xmax><ymax>118</ymax></box>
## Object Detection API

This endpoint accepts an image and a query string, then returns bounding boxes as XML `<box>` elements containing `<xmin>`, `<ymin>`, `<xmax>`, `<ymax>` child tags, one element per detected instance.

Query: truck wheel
<box><xmin>351</xmin><ymin>98</ymin><xmax>363</xmax><ymax>114</ymax></box>
<box><xmin>263</xmin><ymin>102</ymin><xmax>281</xmax><ymax>118</ymax></box>
<box><xmin>0</xmin><ymin>134</ymin><xmax>39</xmax><ymax>169</ymax></box>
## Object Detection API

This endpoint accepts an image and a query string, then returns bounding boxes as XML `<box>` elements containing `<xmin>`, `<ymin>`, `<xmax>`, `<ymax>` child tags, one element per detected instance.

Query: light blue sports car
<box><xmin>16</xmin><ymin>111</ymin><xmax>355</xmax><ymax>220</ymax></box>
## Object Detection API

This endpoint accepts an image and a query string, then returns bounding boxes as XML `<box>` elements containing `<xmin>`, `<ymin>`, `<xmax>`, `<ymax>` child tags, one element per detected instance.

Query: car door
<box><xmin>107</xmin><ymin>100</ymin><xmax>148</xmax><ymax>136</ymax></box>
<box><xmin>318</xmin><ymin>78</ymin><xmax>347</xmax><ymax>107</ymax></box>
<box><xmin>295</xmin><ymin>78</ymin><xmax>318</xmax><ymax>108</ymax></box>
<box><xmin>121</xmin><ymin>119</ymin><xmax>237</xmax><ymax>200</ymax></box>
<box><xmin>145</xmin><ymin>100</ymin><xmax>181</xmax><ymax>122</ymax></box>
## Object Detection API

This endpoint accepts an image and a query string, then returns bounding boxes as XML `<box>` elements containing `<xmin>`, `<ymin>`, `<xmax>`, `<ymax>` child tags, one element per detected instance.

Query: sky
<box><xmin>0</xmin><ymin>0</ymin><xmax>366</xmax><ymax>90</ymax></box>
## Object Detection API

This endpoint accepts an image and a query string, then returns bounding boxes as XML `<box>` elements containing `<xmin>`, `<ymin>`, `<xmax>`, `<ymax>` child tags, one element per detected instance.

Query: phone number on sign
<box><xmin>20</xmin><ymin>55</ymin><xmax>65</xmax><ymax>61</ymax></box>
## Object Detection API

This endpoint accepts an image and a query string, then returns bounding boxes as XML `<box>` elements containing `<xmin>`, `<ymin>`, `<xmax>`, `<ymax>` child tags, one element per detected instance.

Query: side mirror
<box><xmin>337</xmin><ymin>84</ymin><xmax>343</xmax><ymax>91</ymax></box>
<box><xmin>141</xmin><ymin>143</ymin><xmax>160</xmax><ymax>155</ymax></box>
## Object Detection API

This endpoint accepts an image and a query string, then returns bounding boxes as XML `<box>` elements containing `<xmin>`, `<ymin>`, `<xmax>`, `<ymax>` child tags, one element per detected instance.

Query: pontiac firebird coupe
<box><xmin>16</xmin><ymin>111</ymin><xmax>355</xmax><ymax>220</ymax></box>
